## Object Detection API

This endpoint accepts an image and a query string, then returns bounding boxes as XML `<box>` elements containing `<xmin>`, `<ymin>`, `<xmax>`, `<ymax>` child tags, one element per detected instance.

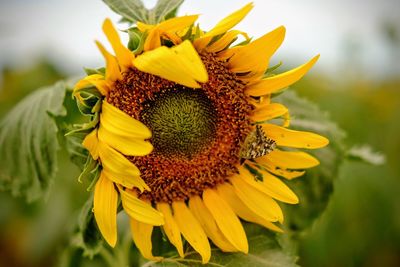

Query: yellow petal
<box><xmin>246</xmin><ymin>55</ymin><xmax>320</xmax><ymax>96</ymax></box>
<box><xmin>120</xmin><ymin>188</ymin><xmax>164</xmax><ymax>225</ymax></box>
<box><xmin>231</xmin><ymin>176</ymin><xmax>283</xmax><ymax>223</ymax></box>
<box><xmin>203</xmin><ymin>189</ymin><xmax>248</xmax><ymax>253</ymax></box>
<box><xmin>102</xmin><ymin>18</ymin><xmax>135</xmax><ymax>71</ymax></box>
<box><xmin>98</xmin><ymin>101</ymin><xmax>153</xmax><ymax>156</ymax></box>
<box><xmin>98</xmin><ymin>125</ymin><xmax>153</xmax><ymax>157</ymax></box>
<box><xmin>221</xmin><ymin>26</ymin><xmax>285</xmax><ymax>80</ymax></box>
<box><xmin>130</xmin><ymin>218</ymin><xmax>163</xmax><ymax>261</ymax></box>
<box><xmin>189</xmin><ymin>195</ymin><xmax>237</xmax><ymax>252</ymax></box>
<box><xmin>194</xmin><ymin>3</ymin><xmax>253</xmax><ymax>50</ymax></box>
<box><xmin>135</xmin><ymin>40</ymin><xmax>208</xmax><ymax>88</ymax></box>
<box><xmin>158</xmin><ymin>15</ymin><xmax>199</xmax><ymax>32</ymax></box>
<box><xmin>144</xmin><ymin>28</ymin><xmax>161</xmax><ymax>51</ymax></box>
<box><xmin>266</xmin><ymin>149</ymin><xmax>320</xmax><ymax>169</ymax></box>
<box><xmin>261</xmin><ymin>123</ymin><xmax>329</xmax><ymax>149</ymax></box>
<box><xmin>74</xmin><ymin>74</ymin><xmax>110</xmax><ymax>97</ymax></box>
<box><xmin>170</xmin><ymin>40</ymin><xmax>208</xmax><ymax>83</ymax></box>
<box><xmin>253</xmin><ymin>158</ymin><xmax>305</xmax><ymax>180</ymax></box>
<box><xmin>101</xmin><ymin>101</ymin><xmax>152</xmax><ymax>138</ymax></box>
<box><xmin>137</xmin><ymin>21</ymin><xmax>154</xmax><ymax>32</ymax></box>
<box><xmin>172</xmin><ymin>201</ymin><xmax>211</xmax><ymax>264</ymax></box>
<box><xmin>94</xmin><ymin>172</ymin><xmax>118</xmax><ymax>247</ymax></box>
<box><xmin>238</xmin><ymin>166</ymin><xmax>299</xmax><ymax>204</ymax></box>
<box><xmin>82</xmin><ymin>129</ymin><xmax>99</xmax><ymax>160</ymax></box>
<box><xmin>97</xmin><ymin>142</ymin><xmax>149</xmax><ymax>190</ymax></box>
<box><xmin>217</xmin><ymin>183</ymin><xmax>283</xmax><ymax>232</ymax></box>
<box><xmin>252</xmin><ymin>103</ymin><xmax>288</xmax><ymax>122</ymax></box>
<box><xmin>95</xmin><ymin>41</ymin><xmax>122</xmax><ymax>82</ymax></box>
<box><xmin>157</xmin><ymin>203</ymin><xmax>184</xmax><ymax>257</ymax></box>
<box><xmin>206</xmin><ymin>30</ymin><xmax>250</xmax><ymax>53</ymax></box>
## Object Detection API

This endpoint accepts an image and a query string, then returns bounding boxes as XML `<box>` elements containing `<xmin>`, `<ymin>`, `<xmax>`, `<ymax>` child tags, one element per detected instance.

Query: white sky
<box><xmin>0</xmin><ymin>0</ymin><xmax>399</xmax><ymax>79</ymax></box>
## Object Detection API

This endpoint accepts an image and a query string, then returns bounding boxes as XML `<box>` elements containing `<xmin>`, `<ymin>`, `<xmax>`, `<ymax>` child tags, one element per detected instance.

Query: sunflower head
<box><xmin>73</xmin><ymin>2</ymin><xmax>328</xmax><ymax>263</ymax></box>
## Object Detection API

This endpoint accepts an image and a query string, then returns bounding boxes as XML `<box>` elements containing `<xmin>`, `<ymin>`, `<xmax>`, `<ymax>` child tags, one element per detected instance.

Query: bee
<box><xmin>240</xmin><ymin>125</ymin><xmax>276</xmax><ymax>162</ymax></box>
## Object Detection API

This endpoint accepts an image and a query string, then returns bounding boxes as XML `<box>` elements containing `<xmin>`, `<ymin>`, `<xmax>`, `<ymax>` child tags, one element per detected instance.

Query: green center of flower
<box><xmin>141</xmin><ymin>88</ymin><xmax>217</xmax><ymax>158</ymax></box>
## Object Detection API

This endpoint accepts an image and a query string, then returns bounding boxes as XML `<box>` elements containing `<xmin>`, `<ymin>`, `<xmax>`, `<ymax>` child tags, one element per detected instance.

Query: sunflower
<box><xmin>73</xmin><ymin>3</ymin><xmax>328</xmax><ymax>263</ymax></box>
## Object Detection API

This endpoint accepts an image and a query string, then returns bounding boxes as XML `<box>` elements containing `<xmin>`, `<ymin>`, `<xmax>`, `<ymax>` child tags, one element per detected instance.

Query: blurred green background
<box><xmin>1</xmin><ymin>0</ymin><xmax>399</xmax><ymax>267</ymax></box>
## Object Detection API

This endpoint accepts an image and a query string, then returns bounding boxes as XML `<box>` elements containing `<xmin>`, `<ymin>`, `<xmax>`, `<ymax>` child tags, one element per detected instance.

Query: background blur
<box><xmin>0</xmin><ymin>0</ymin><xmax>399</xmax><ymax>266</ymax></box>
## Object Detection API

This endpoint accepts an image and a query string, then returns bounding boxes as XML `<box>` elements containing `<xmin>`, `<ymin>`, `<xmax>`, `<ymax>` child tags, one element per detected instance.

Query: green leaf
<box><xmin>149</xmin><ymin>0</ymin><xmax>184</xmax><ymax>23</ymax></box>
<box><xmin>272</xmin><ymin>91</ymin><xmax>347</xmax><ymax>252</ymax></box>
<box><xmin>103</xmin><ymin>0</ymin><xmax>149</xmax><ymax>23</ymax></box>
<box><xmin>72</xmin><ymin>195</ymin><xmax>104</xmax><ymax>259</ymax></box>
<box><xmin>0</xmin><ymin>81</ymin><xmax>68</xmax><ymax>202</ymax></box>
<box><xmin>103</xmin><ymin>0</ymin><xmax>185</xmax><ymax>24</ymax></box>
<box><xmin>142</xmin><ymin>223</ymin><xmax>298</xmax><ymax>267</ymax></box>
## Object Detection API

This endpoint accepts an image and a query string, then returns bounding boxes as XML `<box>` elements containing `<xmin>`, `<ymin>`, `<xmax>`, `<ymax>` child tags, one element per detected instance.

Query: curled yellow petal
<box><xmin>157</xmin><ymin>203</ymin><xmax>184</xmax><ymax>257</ymax></box>
<box><xmin>102</xmin><ymin>18</ymin><xmax>135</xmax><ymax>71</ymax></box>
<box><xmin>173</xmin><ymin>201</ymin><xmax>211</xmax><ymax>264</ymax></box>
<box><xmin>95</xmin><ymin>41</ymin><xmax>122</xmax><ymax>82</ymax></box>
<box><xmin>231</xmin><ymin>176</ymin><xmax>283</xmax><ymax>223</ymax></box>
<box><xmin>82</xmin><ymin>129</ymin><xmax>99</xmax><ymax>160</ymax></box>
<box><xmin>135</xmin><ymin>40</ymin><xmax>208</xmax><ymax>88</ymax></box>
<box><xmin>74</xmin><ymin>74</ymin><xmax>109</xmax><ymax>97</ymax></box>
<box><xmin>130</xmin><ymin>218</ymin><xmax>163</xmax><ymax>261</ymax></box>
<box><xmin>252</xmin><ymin>103</ymin><xmax>289</xmax><ymax>122</ymax></box>
<box><xmin>217</xmin><ymin>183</ymin><xmax>283</xmax><ymax>232</ymax></box>
<box><xmin>246</xmin><ymin>55</ymin><xmax>320</xmax><ymax>96</ymax></box>
<box><xmin>120</xmin><ymin>188</ymin><xmax>164</xmax><ymax>225</ymax></box>
<box><xmin>194</xmin><ymin>3</ymin><xmax>254</xmax><ymax>50</ymax></box>
<box><xmin>189</xmin><ymin>195</ymin><xmax>237</xmax><ymax>253</ymax></box>
<box><xmin>203</xmin><ymin>189</ymin><xmax>248</xmax><ymax>253</ymax></box>
<box><xmin>94</xmin><ymin>172</ymin><xmax>118</xmax><ymax>247</ymax></box>
<box><xmin>261</xmin><ymin>123</ymin><xmax>329</xmax><ymax>149</ymax></box>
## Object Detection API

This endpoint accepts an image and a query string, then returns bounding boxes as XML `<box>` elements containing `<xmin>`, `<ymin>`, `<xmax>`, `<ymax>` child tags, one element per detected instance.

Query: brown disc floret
<box><xmin>107</xmin><ymin>53</ymin><xmax>254</xmax><ymax>203</ymax></box>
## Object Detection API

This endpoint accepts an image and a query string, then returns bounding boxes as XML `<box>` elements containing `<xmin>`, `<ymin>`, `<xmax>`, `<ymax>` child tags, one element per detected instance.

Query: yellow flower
<box><xmin>74</xmin><ymin>3</ymin><xmax>328</xmax><ymax>263</ymax></box>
